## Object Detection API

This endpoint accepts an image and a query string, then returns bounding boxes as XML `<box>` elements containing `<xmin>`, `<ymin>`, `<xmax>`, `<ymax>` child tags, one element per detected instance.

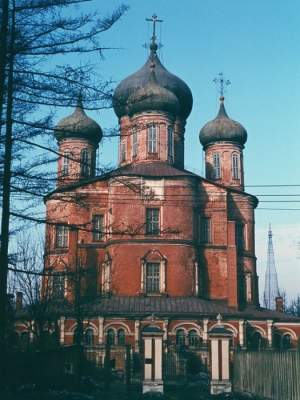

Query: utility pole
<box><xmin>263</xmin><ymin>225</ymin><xmax>280</xmax><ymax>310</ymax></box>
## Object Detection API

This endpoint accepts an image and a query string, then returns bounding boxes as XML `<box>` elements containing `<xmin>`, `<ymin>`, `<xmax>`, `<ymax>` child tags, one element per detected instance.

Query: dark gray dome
<box><xmin>199</xmin><ymin>98</ymin><xmax>247</xmax><ymax>147</ymax></box>
<box><xmin>113</xmin><ymin>50</ymin><xmax>193</xmax><ymax>119</ymax></box>
<box><xmin>55</xmin><ymin>98</ymin><xmax>102</xmax><ymax>144</ymax></box>
<box><xmin>127</xmin><ymin>66</ymin><xmax>180</xmax><ymax>116</ymax></box>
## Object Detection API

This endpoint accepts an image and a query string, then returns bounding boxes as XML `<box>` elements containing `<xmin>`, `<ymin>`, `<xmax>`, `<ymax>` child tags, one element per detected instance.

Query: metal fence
<box><xmin>233</xmin><ymin>350</ymin><xmax>300</xmax><ymax>400</ymax></box>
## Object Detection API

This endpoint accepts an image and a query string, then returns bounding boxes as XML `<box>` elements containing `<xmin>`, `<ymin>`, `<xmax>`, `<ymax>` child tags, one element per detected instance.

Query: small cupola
<box><xmin>199</xmin><ymin>94</ymin><xmax>247</xmax><ymax>190</ymax></box>
<box><xmin>54</xmin><ymin>95</ymin><xmax>102</xmax><ymax>186</ymax></box>
<box><xmin>55</xmin><ymin>94</ymin><xmax>102</xmax><ymax>145</ymax></box>
<box><xmin>199</xmin><ymin>96</ymin><xmax>247</xmax><ymax>149</ymax></box>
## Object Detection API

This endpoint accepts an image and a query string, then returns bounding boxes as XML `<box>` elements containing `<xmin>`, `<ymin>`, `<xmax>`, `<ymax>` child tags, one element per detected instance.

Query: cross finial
<box><xmin>146</xmin><ymin>14</ymin><xmax>163</xmax><ymax>53</ymax></box>
<box><xmin>213</xmin><ymin>72</ymin><xmax>231</xmax><ymax>100</ymax></box>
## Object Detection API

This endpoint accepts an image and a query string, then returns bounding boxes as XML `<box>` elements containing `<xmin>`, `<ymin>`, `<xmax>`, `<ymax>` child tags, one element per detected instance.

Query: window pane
<box><xmin>146</xmin><ymin>263</ymin><xmax>160</xmax><ymax>293</ymax></box>
<box><xmin>56</xmin><ymin>225</ymin><xmax>68</xmax><ymax>248</ymax></box>
<box><xmin>236</xmin><ymin>223</ymin><xmax>244</xmax><ymax>250</ymax></box>
<box><xmin>146</xmin><ymin>208</ymin><xmax>160</xmax><ymax>235</ymax></box>
<box><xmin>81</xmin><ymin>149</ymin><xmax>91</xmax><ymax>177</ymax></box>
<box><xmin>106</xmin><ymin>329</ymin><xmax>115</xmax><ymax>345</ymax></box>
<box><xmin>93</xmin><ymin>215</ymin><xmax>104</xmax><ymax>240</ymax></box>
<box><xmin>200</xmin><ymin>218</ymin><xmax>211</xmax><ymax>243</ymax></box>
<box><xmin>62</xmin><ymin>151</ymin><xmax>70</xmax><ymax>176</ymax></box>
<box><xmin>147</xmin><ymin>125</ymin><xmax>158</xmax><ymax>153</ymax></box>
<box><xmin>52</xmin><ymin>274</ymin><xmax>65</xmax><ymax>298</ymax></box>
<box><xmin>117</xmin><ymin>329</ymin><xmax>125</xmax><ymax>345</ymax></box>
<box><xmin>84</xmin><ymin>329</ymin><xmax>94</xmax><ymax>346</ymax></box>
<box><xmin>176</xmin><ymin>329</ymin><xmax>185</xmax><ymax>346</ymax></box>
<box><xmin>167</xmin><ymin>126</ymin><xmax>173</xmax><ymax>161</ymax></box>
<box><xmin>213</xmin><ymin>153</ymin><xmax>221</xmax><ymax>179</ymax></box>
<box><xmin>232</xmin><ymin>153</ymin><xmax>240</xmax><ymax>179</ymax></box>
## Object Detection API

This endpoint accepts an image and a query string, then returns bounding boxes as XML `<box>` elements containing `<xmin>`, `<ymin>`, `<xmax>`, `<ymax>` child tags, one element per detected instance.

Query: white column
<box><xmin>154</xmin><ymin>338</ymin><xmax>162</xmax><ymax>380</ymax></box>
<box><xmin>211</xmin><ymin>339</ymin><xmax>219</xmax><ymax>380</ymax></box>
<box><xmin>203</xmin><ymin>318</ymin><xmax>209</xmax><ymax>343</ymax></box>
<box><xmin>267</xmin><ymin>320</ymin><xmax>273</xmax><ymax>347</ymax></box>
<box><xmin>144</xmin><ymin>337</ymin><xmax>152</xmax><ymax>380</ymax></box>
<box><xmin>59</xmin><ymin>316</ymin><xmax>65</xmax><ymax>345</ymax></box>
<box><xmin>160</xmin><ymin>260</ymin><xmax>166</xmax><ymax>293</ymax></box>
<box><xmin>238</xmin><ymin>320</ymin><xmax>245</xmax><ymax>348</ymax></box>
<box><xmin>221</xmin><ymin>340</ymin><xmax>230</xmax><ymax>380</ymax></box>
<box><xmin>98</xmin><ymin>317</ymin><xmax>104</xmax><ymax>344</ymax></box>
<box><xmin>163</xmin><ymin>319</ymin><xmax>168</xmax><ymax>341</ymax></box>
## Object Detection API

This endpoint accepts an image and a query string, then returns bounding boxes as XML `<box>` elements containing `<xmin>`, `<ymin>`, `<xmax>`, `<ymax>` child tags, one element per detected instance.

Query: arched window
<box><xmin>188</xmin><ymin>330</ymin><xmax>200</xmax><ymax>347</ymax></box>
<box><xmin>273</xmin><ymin>332</ymin><xmax>282</xmax><ymax>350</ymax></box>
<box><xmin>176</xmin><ymin>329</ymin><xmax>186</xmax><ymax>346</ymax></box>
<box><xmin>62</xmin><ymin>151</ymin><xmax>70</xmax><ymax>176</ymax></box>
<box><xmin>84</xmin><ymin>328</ymin><xmax>94</xmax><ymax>346</ymax></box>
<box><xmin>117</xmin><ymin>329</ymin><xmax>126</xmax><ymax>345</ymax></box>
<box><xmin>249</xmin><ymin>331</ymin><xmax>264</xmax><ymax>351</ymax></box>
<box><xmin>106</xmin><ymin>329</ymin><xmax>115</xmax><ymax>345</ymax></box>
<box><xmin>212</xmin><ymin>153</ymin><xmax>221</xmax><ymax>179</ymax></box>
<box><xmin>282</xmin><ymin>334</ymin><xmax>292</xmax><ymax>350</ymax></box>
<box><xmin>80</xmin><ymin>148</ymin><xmax>91</xmax><ymax>177</ymax></box>
<box><xmin>232</xmin><ymin>153</ymin><xmax>240</xmax><ymax>179</ymax></box>
<box><xmin>147</xmin><ymin>124</ymin><xmax>158</xmax><ymax>153</ymax></box>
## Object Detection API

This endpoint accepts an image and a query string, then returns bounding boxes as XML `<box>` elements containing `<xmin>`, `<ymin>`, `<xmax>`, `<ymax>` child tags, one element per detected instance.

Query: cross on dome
<box><xmin>146</xmin><ymin>14</ymin><xmax>163</xmax><ymax>53</ymax></box>
<box><xmin>213</xmin><ymin>72</ymin><xmax>231</xmax><ymax>100</ymax></box>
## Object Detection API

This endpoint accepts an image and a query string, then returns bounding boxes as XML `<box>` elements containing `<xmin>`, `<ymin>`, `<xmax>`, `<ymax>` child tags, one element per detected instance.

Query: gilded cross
<box><xmin>146</xmin><ymin>14</ymin><xmax>163</xmax><ymax>44</ymax></box>
<box><xmin>213</xmin><ymin>72</ymin><xmax>231</xmax><ymax>97</ymax></box>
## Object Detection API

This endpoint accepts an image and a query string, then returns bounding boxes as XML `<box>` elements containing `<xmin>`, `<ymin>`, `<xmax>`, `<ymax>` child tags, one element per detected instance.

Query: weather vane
<box><xmin>213</xmin><ymin>72</ymin><xmax>231</xmax><ymax>98</ymax></box>
<box><xmin>143</xmin><ymin>14</ymin><xmax>163</xmax><ymax>52</ymax></box>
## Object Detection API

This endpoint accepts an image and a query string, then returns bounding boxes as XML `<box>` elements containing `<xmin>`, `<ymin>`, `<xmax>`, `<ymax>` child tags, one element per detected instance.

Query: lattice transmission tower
<box><xmin>263</xmin><ymin>225</ymin><xmax>280</xmax><ymax>310</ymax></box>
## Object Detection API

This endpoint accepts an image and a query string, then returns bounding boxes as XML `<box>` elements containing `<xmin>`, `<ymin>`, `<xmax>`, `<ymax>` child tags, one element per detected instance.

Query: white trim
<box><xmin>248</xmin><ymin>324</ymin><xmax>267</xmax><ymax>338</ymax></box>
<box><xmin>273</xmin><ymin>326</ymin><xmax>297</xmax><ymax>340</ymax></box>
<box><xmin>171</xmin><ymin>322</ymin><xmax>202</xmax><ymax>335</ymax></box>
<box><xmin>209</xmin><ymin>322</ymin><xmax>238</xmax><ymax>337</ymax></box>
<box><xmin>104</xmin><ymin>321</ymin><xmax>131</xmax><ymax>334</ymax></box>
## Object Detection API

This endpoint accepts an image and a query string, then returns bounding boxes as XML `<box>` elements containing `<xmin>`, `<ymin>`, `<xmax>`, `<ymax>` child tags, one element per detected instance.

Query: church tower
<box><xmin>113</xmin><ymin>16</ymin><xmax>193</xmax><ymax>169</ymax></box>
<box><xmin>54</xmin><ymin>95</ymin><xmax>102</xmax><ymax>186</ymax></box>
<box><xmin>199</xmin><ymin>81</ymin><xmax>247</xmax><ymax>190</ymax></box>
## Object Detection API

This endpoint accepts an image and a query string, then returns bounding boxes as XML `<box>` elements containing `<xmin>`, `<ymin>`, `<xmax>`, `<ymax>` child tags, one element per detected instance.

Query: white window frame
<box><xmin>141</xmin><ymin>258</ymin><xmax>166</xmax><ymax>295</ymax></box>
<box><xmin>92</xmin><ymin>214</ymin><xmax>104</xmax><ymax>241</ymax></box>
<box><xmin>56</xmin><ymin>225</ymin><xmax>68</xmax><ymax>248</ymax></box>
<box><xmin>232</xmin><ymin>153</ymin><xmax>240</xmax><ymax>179</ymax></box>
<box><xmin>212</xmin><ymin>153</ymin><xmax>221</xmax><ymax>179</ymax></box>
<box><xmin>147</xmin><ymin>124</ymin><xmax>158</xmax><ymax>153</ymax></box>
<box><xmin>146</xmin><ymin>208</ymin><xmax>160</xmax><ymax>235</ymax></box>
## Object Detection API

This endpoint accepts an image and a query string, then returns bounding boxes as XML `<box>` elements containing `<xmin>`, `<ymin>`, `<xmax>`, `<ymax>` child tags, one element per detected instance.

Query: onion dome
<box><xmin>127</xmin><ymin>63</ymin><xmax>180</xmax><ymax>116</ymax></box>
<box><xmin>199</xmin><ymin>97</ymin><xmax>247</xmax><ymax>148</ymax></box>
<box><xmin>54</xmin><ymin>95</ymin><xmax>102</xmax><ymax>145</ymax></box>
<box><xmin>113</xmin><ymin>42</ymin><xmax>193</xmax><ymax>119</ymax></box>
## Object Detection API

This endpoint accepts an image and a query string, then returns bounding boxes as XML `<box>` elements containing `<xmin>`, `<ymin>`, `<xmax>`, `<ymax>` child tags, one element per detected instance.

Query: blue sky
<box><xmin>55</xmin><ymin>0</ymin><xmax>300</xmax><ymax>299</ymax></box>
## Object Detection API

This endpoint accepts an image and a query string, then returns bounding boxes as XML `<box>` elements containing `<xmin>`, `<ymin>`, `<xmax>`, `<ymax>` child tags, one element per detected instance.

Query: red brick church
<box><xmin>16</xmin><ymin>25</ymin><xmax>300</xmax><ymax>362</ymax></box>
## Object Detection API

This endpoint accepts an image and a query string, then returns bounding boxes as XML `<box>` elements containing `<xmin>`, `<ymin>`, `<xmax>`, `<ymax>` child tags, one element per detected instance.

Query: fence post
<box><xmin>209</xmin><ymin>314</ymin><xmax>232</xmax><ymax>395</ymax></box>
<box><xmin>142</xmin><ymin>325</ymin><xmax>164</xmax><ymax>394</ymax></box>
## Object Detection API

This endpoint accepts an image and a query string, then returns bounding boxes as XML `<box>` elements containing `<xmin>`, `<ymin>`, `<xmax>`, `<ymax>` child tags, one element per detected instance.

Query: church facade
<box><xmin>16</xmin><ymin>29</ymin><xmax>300</xmax><ymax>365</ymax></box>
